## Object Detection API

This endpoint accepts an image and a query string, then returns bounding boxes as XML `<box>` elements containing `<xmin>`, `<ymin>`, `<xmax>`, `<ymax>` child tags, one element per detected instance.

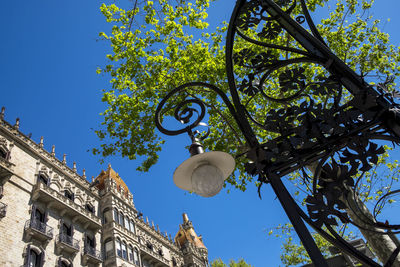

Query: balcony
<box><xmin>0</xmin><ymin>156</ymin><xmax>14</xmax><ymax>184</ymax></box>
<box><xmin>0</xmin><ymin>201</ymin><xmax>6</xmax><ymax>218</ymax></box>
<box><xmin>83</xmin><ymin>245</ymin><xmax>103</xmax><ymax>265</ymax></box>
<box><xmin>56</xmin><ymin>234</ymin><xmax>80</xmax><ymax>254</ymax></box>
<box><xmin>24</xmin><ymin>219</ymin><xmax>53</xmax><ymax>241</ymax></box>
<box><xmin>104</xmin><ymin>221</ymin><xmax>139</xmax><ymax>242</ymax></box>
<box><xmin>32</xmin><ymin>182</ymin><xmax>101</xmax><ymax>230</ymax></box>
<box><xmin>140</xmin><ymin>243</ymin><xmax>170</xmax><ymax>266</ymax></box>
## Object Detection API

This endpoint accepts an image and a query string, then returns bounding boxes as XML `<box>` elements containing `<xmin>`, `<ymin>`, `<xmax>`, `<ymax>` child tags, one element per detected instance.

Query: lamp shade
<box><xmin>173</xmin><ymin>151</ymin><xmax>236</xmax><ymax>197</ymax></box>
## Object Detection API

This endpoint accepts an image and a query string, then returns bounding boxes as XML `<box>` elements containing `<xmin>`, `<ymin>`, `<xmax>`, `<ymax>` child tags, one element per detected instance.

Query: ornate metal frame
<box><xmin>155</xmin><ymin>0</ymin><xmax>400</xmax><ymax>265</ymax></box>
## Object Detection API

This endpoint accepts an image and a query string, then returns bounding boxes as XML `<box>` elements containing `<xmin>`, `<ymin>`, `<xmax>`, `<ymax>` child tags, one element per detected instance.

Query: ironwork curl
<box><xmin>155</xmin><ymin>82</ymin><xmax>241</xmax><ymax>139</ymax></box>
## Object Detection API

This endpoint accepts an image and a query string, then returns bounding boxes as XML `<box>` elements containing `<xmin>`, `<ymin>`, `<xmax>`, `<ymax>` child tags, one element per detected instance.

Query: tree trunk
<box><xmin>345</xmin><ymin>190</ymin><xmax>400</xmax><ymax>266</ymax></box>
<box><xmin>307</xmin><ymin>163</ymin><xmax>400</xmax><ymax>265</ymax></box>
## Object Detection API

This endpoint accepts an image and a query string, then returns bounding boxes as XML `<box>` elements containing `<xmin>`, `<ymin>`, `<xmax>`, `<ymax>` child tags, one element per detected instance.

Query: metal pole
<box><xmin>268</xmin><ymin>176</ymin><xmax>328</xmax><ymax>266</ymax></box>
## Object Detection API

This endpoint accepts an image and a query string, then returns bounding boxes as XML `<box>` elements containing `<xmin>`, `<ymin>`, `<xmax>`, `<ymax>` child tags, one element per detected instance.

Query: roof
<box><xmin>94</xmin><ymin>163</ymin><xmax>129</xmax><ymax>195</ymax></box>
<box><xmin>175</xmin><ymin>213</ymin><xmax>206</xmax><ymax>249</ymax></box>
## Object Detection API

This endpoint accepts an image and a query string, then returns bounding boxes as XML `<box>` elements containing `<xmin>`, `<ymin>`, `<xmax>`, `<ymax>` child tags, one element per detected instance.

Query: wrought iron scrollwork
<box><xmin>155</xmin><ymin>82</ymin><xmax>240</xmax><ymax>141</ymax></box>
<box><xmin>156</xmin><ymin>0</ymin><xmax>400</xmax><ymax>265</ymax></box>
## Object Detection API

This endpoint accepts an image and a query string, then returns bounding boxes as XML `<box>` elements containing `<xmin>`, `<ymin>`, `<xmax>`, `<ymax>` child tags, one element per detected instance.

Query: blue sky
<box><xmin>1</xmin><ymin>0</ymin><xmax>400</xmax><ymax>266</ymax></box>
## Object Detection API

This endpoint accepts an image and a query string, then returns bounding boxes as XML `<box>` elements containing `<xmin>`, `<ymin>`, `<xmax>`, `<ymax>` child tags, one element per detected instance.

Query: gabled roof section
<box><xmin>94</xmin><ymin>163</ymin><xmax>129</xmax><ymax>195</ymax></box>
<box><xmin>175</xmin><ymin>213</ymin><xmax>206</xmax><ymax>249</ymax></box>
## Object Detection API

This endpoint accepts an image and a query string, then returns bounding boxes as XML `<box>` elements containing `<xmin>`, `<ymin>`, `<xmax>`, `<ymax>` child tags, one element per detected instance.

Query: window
<box><xmin>29</xmin><ymin>249</ymin><xmax>40</xmax><ymax>267</ymax></box>
<box><xmin>116</xmin><ymin>238</ymin><xmax>122</xmax><ymax>257</ymax></box>
<box><xmin>34</xmin><ymin>208</ymin><xmax>45</xmax><ymax>223</ymax></box>
<box><xmin>61</xmin><ymin>223</ymin><xmax>72</xmax><ymax>237</ymax></box>
<box><xmin>146</xmin><ymin>242</ymin><xmax>153</xmax><ymax>251</ymax></box>
<box><xmin>134</xmin><ymin>248</ymin><xmax>140</xmax><ymax>266</ymax></box>
<box><xmin>0</xmin><ymin>149</ymin><xmax>7</xmax><ymax>159</ymax></box>
<box><xmin>86</xmin><ymin>235</ymin><xmax>95</xmax><ymax>247</ymax></box>
<box><xmin>26</xmin><ymin>246</ymin><xmax>43</xmax><ymax>267</ymax></box>
<box><xmin>124</xmin><ymin>216</ymin><xmax>129</xmax><ymax>230</ymax></box>
<box><xmin>119</xmin><ymin>213</ymin><xmax>125</xmax><ymax>227</ymax></box>
<box><xmin>85</xmin><ymin>204</ymin><xmax>95</xmax><ymax>214</ymax></box>
<box><xmin>130</xmin><ymin>220</ymin><xmax>135</xmax><ymax>233</ymax></box>
<box><xmin>158</xmin><ymin>249</ymin><xmax>163</xmax><ymax>257</ymax></box>
<box><xmin>122</xmin><ymin>241</ymin><xmax>127</xmax><ymax>259</ymax></box>
<box><xmin>114</xmin><ymin>208</ymin><xmax>119</xmax><ymax>223</ymax></box>
<box><xmin>128</xmin><ymin>245</ymin><xmax>134</xmax><ymax>262</ymax></box>
<box><xmin>58</xmin><ymin>258</ymin><xmax>72</xmax><ymax>267</ymax></box>
<box><xmin>38</xmin><ymin>173</ymin><xmax>49</xmax><ymax>186</ymax></box>
<box><xmin>103</xmin><ymin>207</ymin><xmax>111</xmax><ymax>224</ymax></box>
<box><xmin>172</xmin><ymin>257</ymin><xmax>177</xmax><ymax>267</ymax></box>
<box><xmin>64</xmin><ymin>190</ymin><xmax>74</xmax><ymax>201</ymax></box>
<box><xmin>104</xmin><ymin>238</ymin><xmax>113</xmax><ymax>260</ymax></box>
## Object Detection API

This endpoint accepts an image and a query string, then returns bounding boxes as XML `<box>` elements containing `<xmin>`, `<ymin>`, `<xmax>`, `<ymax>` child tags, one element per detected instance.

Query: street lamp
<box><xmin>155</xmin><ymin>0</ymin><xmax>400</xmax><ymax>266</ymax></box>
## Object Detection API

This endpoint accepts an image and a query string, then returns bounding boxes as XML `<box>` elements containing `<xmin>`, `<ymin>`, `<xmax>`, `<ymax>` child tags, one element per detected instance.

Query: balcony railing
<box><xmin>84</xmin><ymin>245</ymin><xmax>102</xmax><ymax>261</ymax></box>
<box><xmin>0</xmin><ymin>201</ymin><xmax>6</xmax><ymax>218</ymax></box>
<box><xmin>25</xmin><ymin>219</ymin><xmax>53</xmax><ymax>239</ymax></box>
<box><xmin>32</xmin><ymin>182</ymin><xmax>101</xmax><ymax>230</ymax></box>
<box><xmin>57</xmin><ymin>233</ymin><xmax>80</xmax><ymax>250</ymax></box>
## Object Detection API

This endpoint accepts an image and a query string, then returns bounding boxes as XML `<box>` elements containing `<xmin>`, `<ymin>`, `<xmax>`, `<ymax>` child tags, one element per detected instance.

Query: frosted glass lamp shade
<box><xmin>191</xmin><ymin>164</ymin><xmax>224</xmax><ymax>197</ymax></box>
<box><xmin>173</xmin><ymin>151</ymin><xmax>235</xmax><ymax>197</ymax></box>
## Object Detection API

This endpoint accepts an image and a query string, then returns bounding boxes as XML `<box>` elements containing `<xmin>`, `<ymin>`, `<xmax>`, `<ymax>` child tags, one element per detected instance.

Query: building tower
<box><xmin>95</xmin><ymin>164</ymin><xmax>209</xmax><ymax>267</ymax></box>
<box><xmin>175</xmin><ymin>214</ymin><xmax>209</xmax><ymax>267</ymax></box>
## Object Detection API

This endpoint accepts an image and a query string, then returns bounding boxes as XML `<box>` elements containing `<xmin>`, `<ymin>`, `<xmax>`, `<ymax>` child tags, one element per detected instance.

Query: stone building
<box><xmin>0</xmin><ymin>107</ymin><xmax>209</xmax><ymax>267</ymax></box>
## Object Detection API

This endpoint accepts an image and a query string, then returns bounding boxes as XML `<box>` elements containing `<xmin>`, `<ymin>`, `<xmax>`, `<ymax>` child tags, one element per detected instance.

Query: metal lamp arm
<box><xmin>155</xmin><ymin>82</ymin><xmax>251</xmax><ymax>144</ymax></box>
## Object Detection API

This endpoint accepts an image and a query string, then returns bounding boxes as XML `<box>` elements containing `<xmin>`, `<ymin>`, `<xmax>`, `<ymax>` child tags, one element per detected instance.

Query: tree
<box><xmin>96</xmin><ymin>0</ymin><xmax>400</xmax><ymax>264</ymax></box>
<box><xmin>95</xmin><ymin>0</ymin><xmax>399</xmax><ymax>187</ymax></box>
<box><xmin>211</xmin><ymin>258</ymin><xmax>253</xmax><ymax>267</ymax></box>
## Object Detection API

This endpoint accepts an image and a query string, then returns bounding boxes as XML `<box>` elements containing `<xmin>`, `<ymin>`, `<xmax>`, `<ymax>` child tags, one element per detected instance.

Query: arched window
<box><xmin>26</xmin><ymin>245</ymin><xmax>44</xmax><ymax>267</ymax></box>
<box><xmin>116</xmin><ymin>238</ymin><xmax>122</xmax><ymax>257</ymax></box>
<box><xmin>58</xmin><ymin>257</ymin><xmax>72</xmax><ymax>267</ymax></box>
<box><xmin>122</xmin><ymin>241</ymin><xmax>127</xmax><ymax>259</ymax></box>
<box><xmin>130</xmin><ymin>219</ymin><xmax>135</xmax><ymax>233</ymax></box>
<box><xmin>119</xmin><ymin>213</ymin><xmax>125</xmax><ymax>227</ymax></box>
<box><xmin>114</xmin><ymin>208</ymin><xmax>119</xmax><ymax>223</ymax></box>
<box><xmin>134</xmin><ymin>248</ymin><xmax>140</xmax><ymax>266</ymax></box>
<box><xmin>104</xmin><ymin>238</ymin><xmax>113</xmax><ymax>260</ymax></box>
<box><xmin>128</xmin><ymin>245</ymin><xmax>134</xmax><ymax>262</ymax></box>
<box><xmin>29</xmin><ymin>249</ymin><xmax>40</xmax><ymax>267</ymax></box>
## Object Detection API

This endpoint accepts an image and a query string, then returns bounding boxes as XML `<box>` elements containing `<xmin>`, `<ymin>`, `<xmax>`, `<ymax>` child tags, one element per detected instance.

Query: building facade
<box><xmin>0</xmin><ymin>108</ymin><xmax>208</xmax><ymax>267</ymax></box>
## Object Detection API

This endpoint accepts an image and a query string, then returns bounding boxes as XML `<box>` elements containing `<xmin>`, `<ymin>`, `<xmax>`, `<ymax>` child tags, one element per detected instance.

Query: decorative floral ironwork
<box><xmin>155</xmin><ymin>0</ymin><xmax>400</xmax><ymax>265</ymax></box>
